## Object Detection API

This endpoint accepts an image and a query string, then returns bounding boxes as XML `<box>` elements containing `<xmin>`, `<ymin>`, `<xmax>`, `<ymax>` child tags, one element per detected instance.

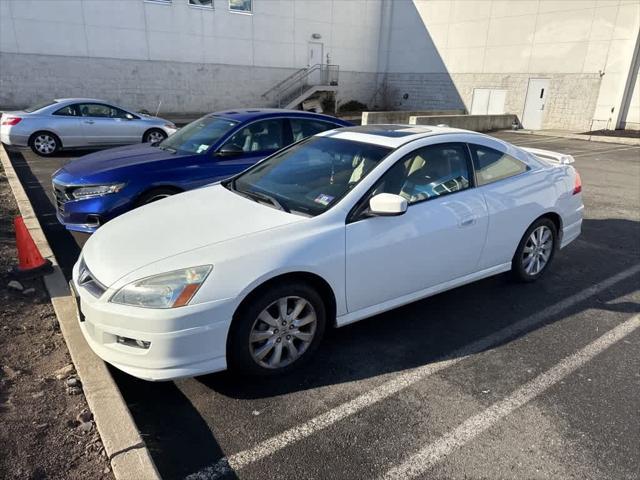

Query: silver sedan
<box><xmin>0</xmin><ymin>98</ymin><xmax>177</xmax><ymax>156</ymax></box>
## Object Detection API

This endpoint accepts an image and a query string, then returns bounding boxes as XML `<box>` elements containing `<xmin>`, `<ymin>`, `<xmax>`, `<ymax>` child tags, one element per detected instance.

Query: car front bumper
<box><xmin>72</xmin><ymin>262</ymin><xmax>235</xmax><ymax>381</ymax></box>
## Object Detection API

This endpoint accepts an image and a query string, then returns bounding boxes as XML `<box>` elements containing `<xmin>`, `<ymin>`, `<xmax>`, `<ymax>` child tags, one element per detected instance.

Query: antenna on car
<box><xmin>155</xmin><ymin>100</ymin><xmax>162</xmax><ymax>117</ymax></box>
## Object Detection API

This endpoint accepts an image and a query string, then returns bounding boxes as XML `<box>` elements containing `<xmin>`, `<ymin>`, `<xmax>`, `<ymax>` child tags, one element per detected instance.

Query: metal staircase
<box><xmin>262</xmin><ymin>64</ymin><xmax>339</xmax><ymax>110</ymax></box>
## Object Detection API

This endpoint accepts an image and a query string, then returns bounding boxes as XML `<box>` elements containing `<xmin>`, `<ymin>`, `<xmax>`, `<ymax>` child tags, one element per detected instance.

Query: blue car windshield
<box><xmin>227</xmin><ymin>136</ymin><xmax>391</xmax><ymax>217</ymax></box>
<box><xmin>159</xmin><ymin>116</ymin><xmax>238</xmax><ymax>154</ymax></box>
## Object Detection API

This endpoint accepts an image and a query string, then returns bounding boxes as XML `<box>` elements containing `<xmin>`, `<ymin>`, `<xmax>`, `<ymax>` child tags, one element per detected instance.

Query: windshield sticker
<box><xmin>314</xmin><ymin>194</ymin><xmax>334</xmax><ymax>206</ymax></box>
<box><xmin>196</xmin><ymin>144</ymin><xmax>209</xmax><ymax>153</ymax></box>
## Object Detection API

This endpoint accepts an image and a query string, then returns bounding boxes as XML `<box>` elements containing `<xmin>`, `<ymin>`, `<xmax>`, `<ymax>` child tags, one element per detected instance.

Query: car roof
<box><xmin>210</xmin><ymin>108</ymin><xmax>348</xmax><ymax>124</ymax></box>
<box><xmin>53</xmin><ymin>98</ymin><xmax>111</xmax><ymax>104</ymax></box>
<box><xmin>317</xmin><ymin>124</ymin><xmax>484</xmax><ymax>148</ymax></box>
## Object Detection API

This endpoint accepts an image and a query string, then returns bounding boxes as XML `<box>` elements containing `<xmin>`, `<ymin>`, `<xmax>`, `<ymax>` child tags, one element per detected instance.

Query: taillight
<box><xmin>1</xmin><ymin>116</ymin><xmax>22</xmax><ymax>126</ymax></box>
<box><xmin>573</xmin><ymin>170</ymin><xmax>582</xmax><ymax>195</ymax></box>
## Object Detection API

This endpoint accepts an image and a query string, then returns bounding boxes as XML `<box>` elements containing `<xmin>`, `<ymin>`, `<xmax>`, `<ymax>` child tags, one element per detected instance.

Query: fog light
<box><xmin>116</xmin><ymin>336</ymin><xmax>151</xmax><ymax>349</ymax></box>
<box><xmin>86</xmin><ymin>215</ymin><xmax>101</xmax><ymax>227</ymax></box>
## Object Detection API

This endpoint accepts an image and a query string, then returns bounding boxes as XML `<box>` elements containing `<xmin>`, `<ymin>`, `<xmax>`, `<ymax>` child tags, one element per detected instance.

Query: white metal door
<box><xmin>307</xmin><ymin>42</ymin><xmax>323</xmax><ymax>84</ymax></box>
<box><xmin>522</xmin><ymin>78</ymin><xmax>550</xmax><ymax>130</ymax></box>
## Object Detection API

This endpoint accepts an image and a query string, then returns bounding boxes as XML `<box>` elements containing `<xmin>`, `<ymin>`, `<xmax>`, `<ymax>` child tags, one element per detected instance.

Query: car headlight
<box><xmin>164</xmin><ymin>123</ymin><xmax>177</xmax><ymax>129</ymax></box>
<box><xmin>71</xmin><ymin>183</ymin><xmax>125</xmax><ymax>200</ymax></box>
<box><xmin>110</xmin><ymin>266</ymin><xmax>212</xmax><ymax>309</ymax></box>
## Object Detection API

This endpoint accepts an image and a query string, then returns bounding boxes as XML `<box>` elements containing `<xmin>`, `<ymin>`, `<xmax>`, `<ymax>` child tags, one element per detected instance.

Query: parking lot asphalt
<box><xmin>5</xmin><ymin>132</ymin><xmax>639</xmax><ymax>480</ymax></box>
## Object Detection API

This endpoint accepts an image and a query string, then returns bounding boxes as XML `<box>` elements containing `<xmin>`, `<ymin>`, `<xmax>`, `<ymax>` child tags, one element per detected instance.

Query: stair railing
<box><xmin>263</xmin><ymin>64</ymin><xmax>340</xmax><ymax>108</ymax></box>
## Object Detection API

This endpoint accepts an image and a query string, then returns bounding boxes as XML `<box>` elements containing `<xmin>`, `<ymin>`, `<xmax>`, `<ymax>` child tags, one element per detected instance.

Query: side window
<box><xmin>222</xmin><ymin>119</ymin><xmax>286</xmax><ymax>153</ymax></box>
<box><xmin>109</xmin><ymin>107</ymin><xmax>133</xmax><ymax>119</ymax></box>
<box><xmin>53</xmin><ymin>105</ymin><xmax>77</xmax><ymax>116</ymax></box>
<box><xmin>469</xmin><ymin>144</ymin><xmax>528</xmax><ymax>186</ymax></box>
<box><xmin>370</xmin><ymin>143</ymin><xmax>471</xmax><ymax>205</ymax></box>
<box><xmin>78</xmin><ymin>103</ymin><xmax>112</xmax><ymax>118</ymax></box>
<box><xmin>290</xmin><ymin>119</ymin><xmax>338</xmax><ymax>142</ymax></box>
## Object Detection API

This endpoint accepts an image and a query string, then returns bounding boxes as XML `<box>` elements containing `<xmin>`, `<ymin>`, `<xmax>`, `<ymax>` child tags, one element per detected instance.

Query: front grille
<box><xmin>77</xmin><ymin>258</ymin><xmax>107</xmax><ymax>298</ymax></box>
<box><xmin>52</xmin><ymin>182</ymin><xmax>69</xmax><ymax>215</ymax></box>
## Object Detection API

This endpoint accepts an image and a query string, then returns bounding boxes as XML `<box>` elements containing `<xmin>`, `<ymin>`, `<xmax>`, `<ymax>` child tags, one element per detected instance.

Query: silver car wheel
<box><xmin>249</xmin><ymin>296</ymin><xmax>317</xmax><ymax>369</ymax></box>
<box><xmin>34</xmin><ymin>134</ymin><xmax>57</xmax><ymax>154</ymax></box>
<box><xmin>147</xmin><ymin>130</ymin><xmax>165</xmax><ymax>143</ymax></box>
<box><xmin>522</xmin><ymin>225</ymin><xmax>553</xmax><ymax>276</ymax></box>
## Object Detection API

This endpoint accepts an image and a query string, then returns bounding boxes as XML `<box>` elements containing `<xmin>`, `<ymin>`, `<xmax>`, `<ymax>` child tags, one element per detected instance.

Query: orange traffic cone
<box><xmin>11</xmin><ymin>216</ymin><xmax>53</xmax><ymax>278</ymax></box>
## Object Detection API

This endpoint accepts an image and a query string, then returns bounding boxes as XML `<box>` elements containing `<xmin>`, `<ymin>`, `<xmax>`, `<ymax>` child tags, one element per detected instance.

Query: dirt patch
<box><xmin>0</xmin><ymin>166</ymin><xmax>113</xmax><ymax>479</ymax></box>
<box><xmin>581</xmin><ymin>129</ymin><xmax>640</xmax><ymax>139</ymax></box>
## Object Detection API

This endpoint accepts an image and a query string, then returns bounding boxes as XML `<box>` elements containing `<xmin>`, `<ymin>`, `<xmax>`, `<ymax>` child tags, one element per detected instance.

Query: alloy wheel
<box><xmin>34</xmin><ymin>134</ymin><xmax>57</xmax><ymax>154</ymax></box>
<box><xmin>249</xmin><ymin>296</ymin><xmax>317</xmax><ymax>369</ymax></box>
<box><xmin>147</xmin><ymin>131</ymin><xmax>165</xmax><ymax>143</ymax></box>
<box><xmin>522</xmin><ymin>225</ymin><xmax>553</xmax><ymax>275</ymax></box>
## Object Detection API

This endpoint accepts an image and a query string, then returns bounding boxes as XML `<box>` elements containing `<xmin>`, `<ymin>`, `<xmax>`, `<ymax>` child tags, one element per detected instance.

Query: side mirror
<box><xmin>368</xmin><ymin>193</ymin><xmax>407</xmax><ymax>217</ymax></box>
<box><xmin>216</xmin><ymin>144</ymin><xmax>244</xmax><ymax>157</ymax></box>
<box><xmin>125</xmin><ymin>113</ymin><xmax>134</xmax><ymax>120</ymax></box>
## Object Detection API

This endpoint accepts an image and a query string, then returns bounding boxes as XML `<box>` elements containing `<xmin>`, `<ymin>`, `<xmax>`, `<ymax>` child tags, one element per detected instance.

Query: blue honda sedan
<box><xmin>52</xmin><ymin>109</ymin><xmax>351</xmax><ymax>233</ymax></box>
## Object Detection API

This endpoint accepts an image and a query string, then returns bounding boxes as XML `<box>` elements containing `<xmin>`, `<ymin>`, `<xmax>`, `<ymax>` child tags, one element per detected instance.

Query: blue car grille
<box><xmin>52</xmin><ymin>183</ymin><xmax>69</xmax><ymax>214</ymax></box>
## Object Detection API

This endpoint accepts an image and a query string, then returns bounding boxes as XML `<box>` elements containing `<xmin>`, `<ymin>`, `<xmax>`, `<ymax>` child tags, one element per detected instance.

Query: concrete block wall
<box><xmin>0</xmin><ymin>52</ymin><xmax>377</xmax><ymax>114</ymax></box>
<box><xmin>382</xmin><ymin>72</ymin><xmax>602</xmax><ymax>132</ymax></box>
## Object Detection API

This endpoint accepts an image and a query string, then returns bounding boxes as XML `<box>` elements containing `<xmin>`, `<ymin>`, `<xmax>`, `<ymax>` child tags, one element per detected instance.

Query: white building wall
<box><xmin>0</xmin><ymin>0</ymin><xmax>383</xmax><ymax>113</ymax></box>
<box><xmin>380</xmin><ymin>0</ymin><xmax>640</xmax><ymax>131</ymax></box>
<box><xmin>1</xmin><ymin>0</ymin><xmax>638</xmax><ymax>128</ymax></box>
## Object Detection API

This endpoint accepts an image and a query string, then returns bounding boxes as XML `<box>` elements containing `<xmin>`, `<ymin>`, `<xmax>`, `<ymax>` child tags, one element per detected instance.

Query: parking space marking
<box><xmin>382</xmin><ymin>313</ymin><xmax>640</xmax><ymax>480</ymax></box>
<box><xmin>185</xmin><ymin>263</ymin><xmax>640</xmax><ymax>480</ymax></box>
<box><xmin>573</xmin><ymin>146</ymin><xmax>640</xmax><ymax>158</ymax></box>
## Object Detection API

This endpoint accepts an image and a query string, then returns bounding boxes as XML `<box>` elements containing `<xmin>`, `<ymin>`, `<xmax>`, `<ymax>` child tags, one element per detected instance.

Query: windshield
<box><xmin>227</xmin><ymin>136</ymin><xmax>391</xmax><ymax>216</ymax></box>
<box><xmin>159</xmin><ymin>116</ymin><xmax>238</xmax><ymax>154</ymax></box>
<box><xmin>25</xmin><ymin>100</ymin><xmax>57</xmax><ymax>113</ymax></box>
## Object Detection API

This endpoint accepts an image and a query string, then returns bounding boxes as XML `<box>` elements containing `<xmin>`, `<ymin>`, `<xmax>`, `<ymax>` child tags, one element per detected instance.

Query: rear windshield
<box><xmin>24</xmin><ymin>101</ymin><xmax>57</xmax><ymax>113</ymax></box>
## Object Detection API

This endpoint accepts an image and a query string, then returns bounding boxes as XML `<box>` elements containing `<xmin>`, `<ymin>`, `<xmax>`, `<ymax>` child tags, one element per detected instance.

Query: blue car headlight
<box><xmin>71</xmin><ymin>183</ymin><xmax>126</xmax><ymax>200</ymax></box>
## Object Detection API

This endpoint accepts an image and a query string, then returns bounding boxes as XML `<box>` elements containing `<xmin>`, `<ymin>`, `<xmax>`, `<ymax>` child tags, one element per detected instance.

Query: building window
<box><xmin>189</xmin><ymin>0</ymin><xmax>213</xmax><ymax>7</ymax></box>
<box><xmin>229</xmin><ymin>0</ymin><xmax>252</xmax><ymax>13</ymax></box>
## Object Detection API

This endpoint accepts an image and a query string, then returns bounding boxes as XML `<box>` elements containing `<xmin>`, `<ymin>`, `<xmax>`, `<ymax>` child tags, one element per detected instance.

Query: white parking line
<box><xmin>185</xmin><ymin>263</ymin><xmax>640</xmax><ymax>480</ymax></box>
<box><xmin>382</xmin><ymin>313</ymin><xmax>640</xmax><ymax>480</ymax></box>
<box><xmin>573</xmin><ymin>145</ymin><xmax>639</xmax><ymax>157</ymax></box>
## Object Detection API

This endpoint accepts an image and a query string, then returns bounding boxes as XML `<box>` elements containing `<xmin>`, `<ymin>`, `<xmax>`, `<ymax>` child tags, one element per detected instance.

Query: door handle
<box><xmin>460</xmin><ymin>217</ymin><xmax>475</xmax><ymax>227</ymax></box>
<box><xmin>83</xmin><ymin>120</ymin><xmax>95</xmax><ymax>124</ymax></box>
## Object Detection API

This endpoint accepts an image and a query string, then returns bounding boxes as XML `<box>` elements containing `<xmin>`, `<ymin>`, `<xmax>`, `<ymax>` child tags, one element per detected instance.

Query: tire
<box><xmin>228</xmin><ymin>282</ymin><xmax>327</xmax><ymax>376</ymax></box>
<box><xmin>511</xmin><ymin>217</ymin><xmax>558</xmax><ymax>282</ymax></box>
<box><xmin>143</xmin><ymin>128</ymin><xmax>167</xmax><ymax>144</ymax></box>
<box><xmin>29</xmin><ymin>131</ymin><xmax>61</xmax><ymax>157</ymax></box>
<box><xmin>136</xmin><ymin>188</ymin><xmax>179</xmax><ymax>206</ymax></box>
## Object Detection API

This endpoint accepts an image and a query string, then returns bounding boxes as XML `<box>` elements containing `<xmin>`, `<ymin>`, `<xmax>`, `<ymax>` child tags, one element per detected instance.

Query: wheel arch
<box><xmin>134</xmin><ymin>185</ymin><xmax>184</xmax><ymax>206</ymax></box>
<box><xmin>232</xmin><ymin>271</ymin><xmax>338</xmax><ymax>329</ymax></box>
<box><xmin>142</xmin><ymin>127</ymin><xmax>167</xmax><ymax>142</ymax></box>
<box><xmin>538</xmin><ymin>211</ymin><xmax>563</xmax><ymax>241</ymax></box>
<box><xmin>29</xmin><ymin>129</ymin><xmax>63</xmax><ymax>148</ymax></box>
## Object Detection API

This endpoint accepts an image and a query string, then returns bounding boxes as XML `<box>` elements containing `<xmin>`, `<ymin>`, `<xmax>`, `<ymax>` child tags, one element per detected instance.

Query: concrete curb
<box><xmin>504</xmin><ymin>129</ymin><xmax>640</xmax><ymax>146</ymax></box>
<box><xmin>0</xmin><ymin>145</ymin><xmax>161</xmax><ymax>480</ymax></box>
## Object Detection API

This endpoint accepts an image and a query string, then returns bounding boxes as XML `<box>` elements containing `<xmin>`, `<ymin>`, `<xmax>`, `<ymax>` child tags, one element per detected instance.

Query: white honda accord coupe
<box><xmin>71</xmin><ymin>125</ymin><xmax>583</xmax><ymax>380</ymax></box>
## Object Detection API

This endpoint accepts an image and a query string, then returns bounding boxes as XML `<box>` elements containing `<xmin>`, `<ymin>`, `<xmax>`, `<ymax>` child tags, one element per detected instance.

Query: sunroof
<box><xmin>340</xmin><ymin>125</ymin><xmax>432</xmax><ymax>137</ymax></box>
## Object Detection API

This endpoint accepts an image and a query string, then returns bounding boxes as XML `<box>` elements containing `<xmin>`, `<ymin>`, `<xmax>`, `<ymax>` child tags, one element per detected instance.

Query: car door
<box><xmin>48</xmin><ymin>104</ymin><xmax>84</xmax><ymax>147</ymax></box>
<box><xmin>77</xmin><ymin>103</ymin><xmax>137</xmax><ymax>145</ymax></box>
<box><xmin>345</xmin><ymin>142</ymin><xmax>489</xmax><ymax>313</ymax></box>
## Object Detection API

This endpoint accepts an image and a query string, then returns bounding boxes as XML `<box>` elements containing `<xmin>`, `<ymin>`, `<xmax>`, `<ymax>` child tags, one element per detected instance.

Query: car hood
<box><xmin>81</xmin><ymin>184</ymin><xmax>302</xmax><ymax>286</ymax></box>
<box><xmin>58</xmin><ymin>143</ymin><xmax>186</xmax><ymax>179</ymax></box>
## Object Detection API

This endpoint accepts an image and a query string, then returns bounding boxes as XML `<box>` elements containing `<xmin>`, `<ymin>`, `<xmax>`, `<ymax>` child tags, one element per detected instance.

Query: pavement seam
<box><xmin>186</xmin><ymin>263</ymin><xmax>640</xmax><ymax>480</ymax></box>
<box><xmin>0</xmin><ymin>145</ymin><xmax>162</xmax><ymax>480</ymax></box>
